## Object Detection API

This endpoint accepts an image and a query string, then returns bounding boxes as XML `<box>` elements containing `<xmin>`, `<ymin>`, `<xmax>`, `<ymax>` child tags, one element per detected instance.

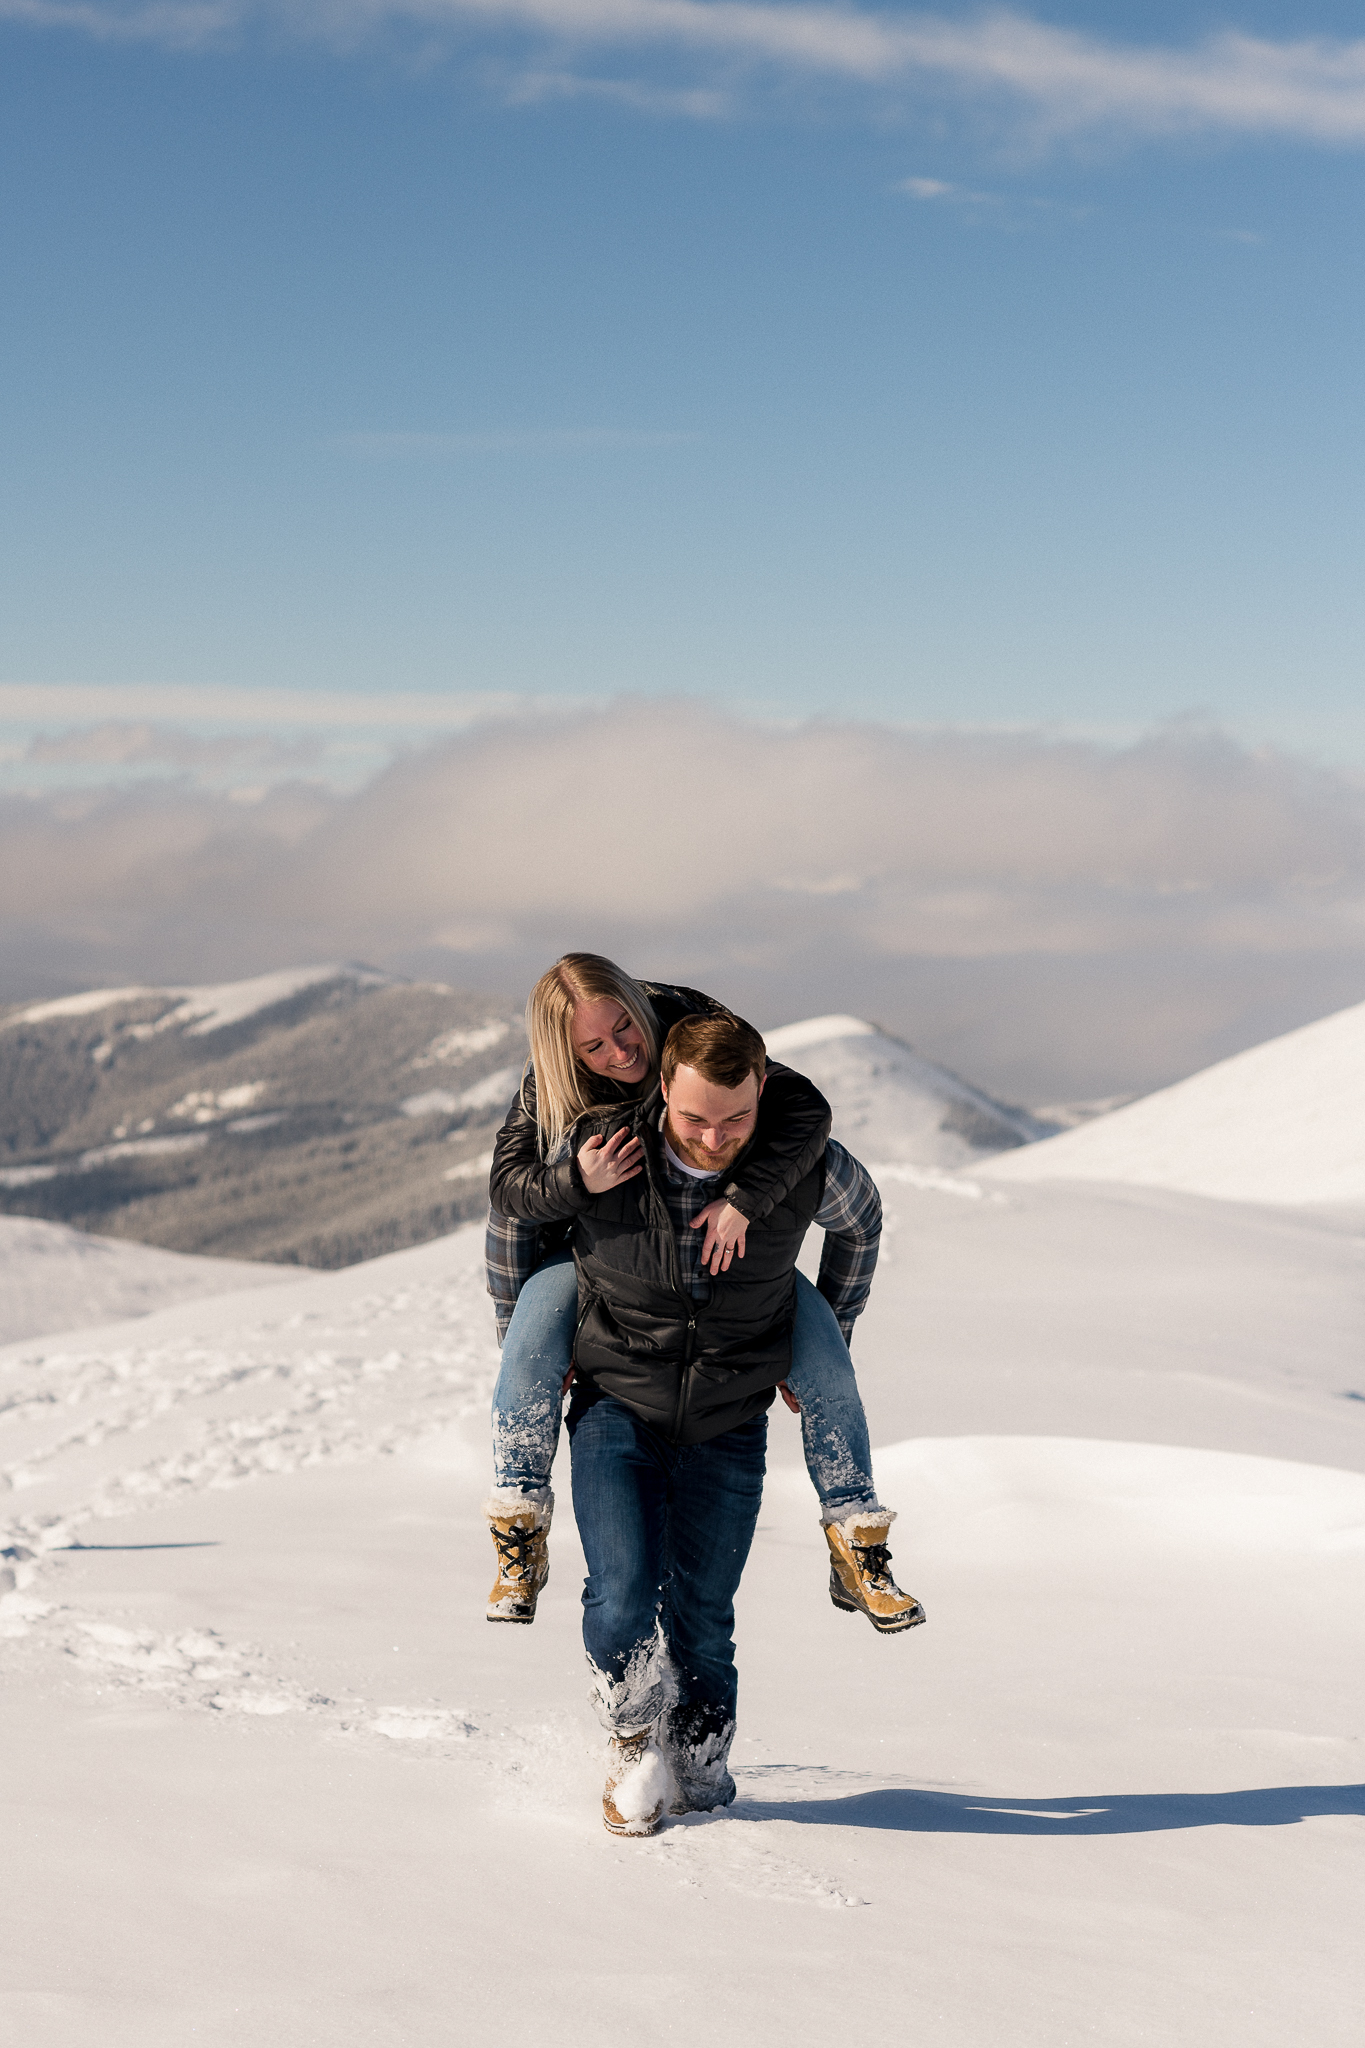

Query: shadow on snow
<box><xmin>731</xmin><ymin>1781</ymin><xmax>1365</xmax><ymax>1836</ymax></box>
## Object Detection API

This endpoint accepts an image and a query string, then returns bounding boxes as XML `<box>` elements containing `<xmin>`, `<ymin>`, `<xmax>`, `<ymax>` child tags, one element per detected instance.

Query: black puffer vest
<box><xmin>571</xmin><ymin>1091</ymin><xmax>825</xmax><ymax>1446</ymax></box>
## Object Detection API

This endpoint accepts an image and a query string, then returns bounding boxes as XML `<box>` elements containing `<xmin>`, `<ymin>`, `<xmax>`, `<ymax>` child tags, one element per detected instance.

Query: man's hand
<box><xmin>690</xmin><ymin>1198</ymin><xmax>749</xmax><ymax>1276</ymax></box>
<box><xmin>777</xmin><ymin>1381</ymin><xmax>801</xmax><ymax>1415</ymax></box>
<box><xmin>578</xmin><ymin>1127</ymin><xmax>644</xmax><ymax>1195</ymax></box>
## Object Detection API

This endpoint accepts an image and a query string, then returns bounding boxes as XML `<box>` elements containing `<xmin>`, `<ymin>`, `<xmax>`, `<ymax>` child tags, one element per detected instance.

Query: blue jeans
<box><xmin>568</xmin><ymin>1394</ymin><xmax>767</xmax><ymax>1808</ymax></box>
<box><xmin>491</xmin><ymin>1253</ymin><xmax>877</xmax><ymax>1519</ymax></box>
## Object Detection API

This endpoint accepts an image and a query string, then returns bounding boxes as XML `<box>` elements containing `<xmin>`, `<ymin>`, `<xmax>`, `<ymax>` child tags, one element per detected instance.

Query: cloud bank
<box><xmin>3</xmin><ymin>702</ymin><xmax>1364</xmax><ymax>1099</ymax></box>
<box><xmin>6</xmin><ymin>0</ymin><xmax>1365</xmax><ymax>148</ymax></box>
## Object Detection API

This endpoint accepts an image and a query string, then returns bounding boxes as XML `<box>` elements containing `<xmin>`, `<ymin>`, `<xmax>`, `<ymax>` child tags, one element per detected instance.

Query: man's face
<box><xmin>661</xmin><ymin>1064</ymin><xmax>764</xmax><ymax>1175</ymax></box>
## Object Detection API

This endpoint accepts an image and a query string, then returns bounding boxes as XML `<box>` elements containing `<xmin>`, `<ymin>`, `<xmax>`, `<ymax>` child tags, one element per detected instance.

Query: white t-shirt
<box><xmin>663</xmin><ymin>1135</ymin><xmax>718</xmax><ymax>1182</ymax></box>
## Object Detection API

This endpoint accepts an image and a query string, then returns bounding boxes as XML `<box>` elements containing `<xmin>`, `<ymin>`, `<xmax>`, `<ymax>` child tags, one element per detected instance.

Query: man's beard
<box><xmin>664</xmin><ymin>1113</ymin><xmax>748</xmax><ymax>1175</ymax></box>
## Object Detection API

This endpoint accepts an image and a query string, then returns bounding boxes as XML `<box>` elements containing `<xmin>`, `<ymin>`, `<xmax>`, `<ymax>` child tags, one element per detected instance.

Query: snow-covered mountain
<box><xmin>0</xmin><ymin>966</ymin><xmax>524</xmax><ymax>1265</ymax></box>
<box><xmin>7</xmin><ymin>963</ymin><xmax>395</xmax><ymax>1040</ymax></box>
<box><xmin>980</xmin><ymin>994</ymin><xmax>1365</xmax><ymax>1204</ymax></box>
<box><xmin>0</xmin><ymin>983</ymin><xmax>1058</xmax><ymax>1270</ymax></box>
<box><xmin>764</xmin><ymin>1013</ymin><xmax>1054</xmax><ymax>1168</ymax></box>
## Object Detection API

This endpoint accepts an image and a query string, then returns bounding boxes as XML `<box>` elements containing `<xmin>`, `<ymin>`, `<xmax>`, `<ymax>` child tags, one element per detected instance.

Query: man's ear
<box><xmin>756</xmin><ymin>1072</ymin><xmax>766</xmax><ymax>1101</ymax></box>
<box><xmin>660</xmin><ymin>1076</ymin><xmax>670</xmax><ymax>1103</ymax></box>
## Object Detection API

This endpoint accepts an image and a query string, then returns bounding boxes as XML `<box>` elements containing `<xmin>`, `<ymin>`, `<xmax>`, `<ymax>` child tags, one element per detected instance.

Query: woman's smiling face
<box><xmin>572</xmin><ymin>997</ymin><xmax>648</xmax><ymax>1083</ymax></box>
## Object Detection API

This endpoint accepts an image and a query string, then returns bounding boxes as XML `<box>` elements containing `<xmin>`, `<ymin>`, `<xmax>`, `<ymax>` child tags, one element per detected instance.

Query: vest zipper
<box><xmin>670</xmin><ymin>1313</ymin><xmax>698</xmax><ymax>1443</ymax></box>
<box><xmin>648</xmin><ymin>1133</ymin><xmax>699</xmax><ymax>1444</ymax></box>
<box><xmin>572</xmin><ymin>1290</ymin><xmax>594</xmax><ymax>1368</ymax></box>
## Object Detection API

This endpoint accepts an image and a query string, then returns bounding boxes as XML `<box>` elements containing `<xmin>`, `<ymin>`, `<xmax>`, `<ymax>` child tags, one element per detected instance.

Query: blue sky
<box><xmin>3</xmin><ymin>4</ymin><xmax>1365</xmax><ymax>1095</ymax></box>
<box><xmin>3</xmin><ymin>2</ymin><xmax>1365</xmax><ymax>759</ymax></box>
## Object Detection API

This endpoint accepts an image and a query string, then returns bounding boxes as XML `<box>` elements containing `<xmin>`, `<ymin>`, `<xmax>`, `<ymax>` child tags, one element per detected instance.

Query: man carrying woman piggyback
<box><xmin>479</xmin><ymin>954</ymin><xmax>924</xmax><ymax>1836</ymax></box>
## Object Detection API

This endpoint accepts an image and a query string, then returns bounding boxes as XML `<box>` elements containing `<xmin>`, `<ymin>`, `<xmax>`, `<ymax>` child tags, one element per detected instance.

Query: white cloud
<box><xmin>6</xmin><ymin>2</ymin><xmax>1365</xmax><ymax>147</ymax></box>
<box><xmin>898</xmin><ymin>174</ymin><xmax>1000</xmax><ymax>203</ymax></box>
<box><xmin>4</xmin><ymin>702</ymin><xmax>1364</xmax><ymax>963</ymax></box>
<box><xmin>4</xmin><ymin>704</ymin><xmax>1363</xmax><ymax>1096</ymax></box>
<box><xmin>506</xmin><ymin>69</ymin><xmax>730</xmax><ymax>118</ymax></box>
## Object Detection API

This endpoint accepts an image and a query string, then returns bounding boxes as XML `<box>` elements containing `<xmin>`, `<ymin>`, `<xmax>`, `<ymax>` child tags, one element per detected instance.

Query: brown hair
<box><xmin>523</xmin><ymin>953</ymin><xmax>660</xmax><ymax>1156</ymax></box>
<box><xmin>661</xmin><ymin>1012</ymin><xmax>767</xmax><ymax>1093</ymax></box>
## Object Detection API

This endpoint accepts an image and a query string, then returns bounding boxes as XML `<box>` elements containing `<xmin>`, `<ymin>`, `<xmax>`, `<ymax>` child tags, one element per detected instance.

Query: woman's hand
<box><xmin>690</xmin><ymin>1199</ymin><xmax>749</xmax><ymax>1276</ymax></box>
<box><xmin>578</xmin><ymin>1127</ymin><xmax>644</xmax><ymax>1196</ymax></box>
<box><xmin>777</xmin><ymin>1381</ymin><xmax>801</xmax><ymax>1415</ymax></box>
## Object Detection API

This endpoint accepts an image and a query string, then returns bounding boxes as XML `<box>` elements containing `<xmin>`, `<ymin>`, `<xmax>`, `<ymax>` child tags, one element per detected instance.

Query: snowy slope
<box><xmin>6</xmin><ymin>963</ymin><xmax>395</xmax><ymax>1037</ymax></box>
<box><xmin>765</xmin><ymin>1014</ymin><xmax>1051</xmax><ymax>1168</ymax></box>
<box><xmin>0</xmin><ymin>1215</ymin><xmax>293</xmax><ymax>1347</ymax></box>
<box><xmin>0</xmin><ymin>971</ymin><xmax>522</xmax><ymax>1264</ymax></box>
<box><xmin>980</xmin><ymin>995</ymin><xmax>1365</xmax><ymax>1204</ymax></box>
<box><xmin>3</xmin><ymin>1179</ymin><xmax>1363</xmax><ymax>2047</ymax></box>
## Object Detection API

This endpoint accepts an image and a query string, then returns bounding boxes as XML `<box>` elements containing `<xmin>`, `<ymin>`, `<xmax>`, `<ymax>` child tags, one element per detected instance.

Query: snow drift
<box><xmin>980</xmin><ymin>994</ymin><xmax>1365</xmax><ymax>1204</ymax></box>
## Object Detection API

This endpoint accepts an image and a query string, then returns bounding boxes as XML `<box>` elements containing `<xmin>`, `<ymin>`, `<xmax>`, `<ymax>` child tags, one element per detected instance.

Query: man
<box><xmin>564</xmin><ymin>1010</ymin><xmax>922</xmax><ymax>1838</ymax></box>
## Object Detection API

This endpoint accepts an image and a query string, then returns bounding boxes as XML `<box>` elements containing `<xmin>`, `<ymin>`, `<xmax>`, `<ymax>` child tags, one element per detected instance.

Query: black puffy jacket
<box><xmin>569</xmin><ymin>1089</ymin><xmax>826</xmax><ymax>1445</ymax></box>
<box><xmin>488</xmin><ymin>982</ymin><xmax>831</xmax><ymax>1229</ymax></box>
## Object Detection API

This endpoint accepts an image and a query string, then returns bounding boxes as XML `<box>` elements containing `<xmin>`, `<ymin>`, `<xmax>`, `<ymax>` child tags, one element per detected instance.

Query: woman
<box><xmin>483</xmin><ymin>953</ymin><xmax>889</xmax><ymax>1624</ymax></box>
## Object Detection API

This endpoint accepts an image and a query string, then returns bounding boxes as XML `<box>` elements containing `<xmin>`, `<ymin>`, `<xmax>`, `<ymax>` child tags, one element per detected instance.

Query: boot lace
<box><xmin>493</xmin><ymin>1523</ymin><xmax>538</xmax><ymax>1583</ymax></box>
<box><xmin>851</xmin><ymin>1539</ymin><xmax>894</xmax><ymax>1588</ymax></box>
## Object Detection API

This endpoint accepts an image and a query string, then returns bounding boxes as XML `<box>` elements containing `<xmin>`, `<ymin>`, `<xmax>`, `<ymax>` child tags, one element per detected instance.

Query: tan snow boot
<box><xmin>484</xmin><ymin>1492</ymin><xmax>552</xmax><ymax>1624</ymax></box>
<box><xmin>825</xmin><ymin>1508</ymin><xmax>925</xmax><ymax>1634</ymax></box>
<box><xmin>602</xmin><ymin>1728</ymin><xmax>669</xmax><ymax>1838</ymax></box>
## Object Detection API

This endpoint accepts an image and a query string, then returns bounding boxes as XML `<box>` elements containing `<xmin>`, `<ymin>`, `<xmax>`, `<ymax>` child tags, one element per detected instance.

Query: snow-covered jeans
<box><xmin>490</xmin><ymin>1250</ymin><xmax>877</xmax><ymax>1520</ymax></box>
<box><xmin>568</xmin><ymin>1394</ymin><xmax>767</xmax><ymax>1810</ymax></box>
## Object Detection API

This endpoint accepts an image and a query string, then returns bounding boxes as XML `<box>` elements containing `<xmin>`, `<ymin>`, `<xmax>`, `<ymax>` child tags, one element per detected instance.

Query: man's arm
<box><xmin>811</xmin><ymin>1141</ymin><xmax>882</xmax><ymax>1345</ymax></box>
<box><xmin>720</xmin><ymin>1059</ymin><xmax>832</xmax><ymax>1224</ymax></box>
<box><xmin>692</xmin><ymin>1056</ymin><xmax>835</xmax><ymax>1273</ymax></box>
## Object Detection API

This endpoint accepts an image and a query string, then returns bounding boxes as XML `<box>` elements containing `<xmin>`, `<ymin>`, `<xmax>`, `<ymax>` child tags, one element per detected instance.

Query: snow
<box><xmin>0</xmin><ymin>1132</ymin><xmax>212</xmax><ymax>1191</ymax></box>
<box><xmin>6</xmin><ymin>987</ymin><xmax>158</xmax><ymax>1024</ymax></box>
<box><xmin>980</xmin><ymin>995</ymin><xmax>1365</xmax><ymax>1205</ymax></box>
<box><xmin>0</xmin><ymin>1214</ymin><xmax>296</xmax><ymax>1347</ymax></box>
<box><xmin>765</xmin><ymin>1013</ymin><xmax>878</xmax><ymax>1056</ymax></box>
<box><xmin>161</xmin><ymin>964</ymin><xmax>394</xmax><ymax>1037</ymax></box>
<box><xmin>453</xmin><ymin>1061</ymin><xmax>524</xmax><ymax>1111</ymax></box>
<box><xmin>3</xmin><ymin>1154</ymin><xmax>1362</xmax><ymax>2044</ymax></box>
<box><xmin>410</xmin><ymin>1019</ymin><xmax>515</xmax><ymax>1069</ymax></box>
<box><xmin>611</xmin><ymin>1741</ymin><xmax>675</xmax><ymax>1824</ymax></box>
<box><xmin>168</xmin><ymin>1082</ymin><xmax>266</xmax><ymax>1122</ymax></box>
<box><xmin>400</xmin><ymin>1063</ymin><xmax>523</xmax><ymax>1118</ymax></box>
<box><xmin>399</xmin><ymin>1088</ymin><xmax>459</xmax><ymax>1116</ymax></box>
<box><xmin>765</xmin><ymin>1014</ymin><xmax>1048</xmax><ymax>1167</ymax></box>
<box><xmin>442</xmin><ymin>1148</ymin><xmax>495</xmax><ymax>1183</ymax></box>
<box><xmin>4</xmin><ymin>964</ymin><xmax>393</xmax><ymax>1039</ymax></box>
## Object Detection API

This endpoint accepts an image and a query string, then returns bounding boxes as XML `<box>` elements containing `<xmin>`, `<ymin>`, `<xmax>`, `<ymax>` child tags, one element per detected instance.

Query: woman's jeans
<box><xmin>491</xmin><ymin>1250</ymin><xmax>877</xmax><ymax>1518</ymax></box>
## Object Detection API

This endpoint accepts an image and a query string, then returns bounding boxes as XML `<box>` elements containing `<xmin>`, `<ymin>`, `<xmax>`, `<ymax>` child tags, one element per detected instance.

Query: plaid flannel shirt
<box><xmin>486</xmin><ymin>1132</ymin><xmax>881</xmax><ymax>1348</ymax></box>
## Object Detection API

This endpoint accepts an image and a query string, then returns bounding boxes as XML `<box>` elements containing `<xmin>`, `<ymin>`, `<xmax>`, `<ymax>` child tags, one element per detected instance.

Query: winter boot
<box><xmin>825</xmin><ymin>1507</ymin><xmax>925</xmax><ymax>1634</ymax></box>
<box><xmin>602</xmin><ymin>1728</ymin><xmax>671</xmax><ymax>1837</ymax></box>
<box><xmin>484</xmin><ymin>1491</ymin><xmax>552</xmax><ymax>1624</ymax></box>
<box><xmin>661</xmin><ymin>1701</ymin><xmax>737</xmax><ymax>1815</ymax></box>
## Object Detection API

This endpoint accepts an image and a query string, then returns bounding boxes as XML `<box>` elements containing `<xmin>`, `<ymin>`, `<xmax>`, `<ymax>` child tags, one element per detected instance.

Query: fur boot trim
<box><xmin>483</xmin><ymin>1487</ymin><xmax>553</xmax><ymax>1529</ymax></box>
<box><xmin>821</xmin><ymin>1502</ymin><xmax>892</xmax><ymax>1533</ymax></box>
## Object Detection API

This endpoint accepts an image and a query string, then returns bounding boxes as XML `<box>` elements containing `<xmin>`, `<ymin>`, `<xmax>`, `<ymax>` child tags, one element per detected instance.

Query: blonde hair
<box><xmin>523</xmin><ymin>953</ymin><xmax>660</xmax><ymax>1157</ymax></box>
